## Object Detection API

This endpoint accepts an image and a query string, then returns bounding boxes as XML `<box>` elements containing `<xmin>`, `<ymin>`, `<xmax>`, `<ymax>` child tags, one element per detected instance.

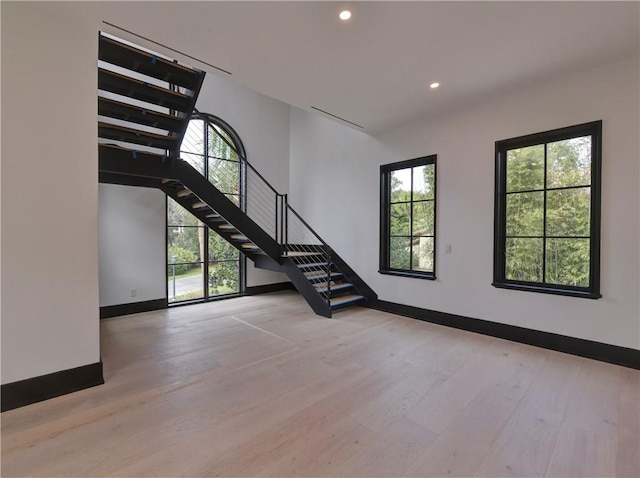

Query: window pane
<box><xmin>506</xmin><ymin>191</ymin><xmax>544</xmax><ymax>237</ymax></box>
<box><xmin>413</xmin><ymin>164</ymin><xmax>435</xmax><ymax>200</ymax></box>
<box><xmin>209</xmin><ymin>157</ymin><xmax>239</xmax><ymax>194</ymax></box>
<box><xmin>390</xmin><ymin>203</ymin><xmax>411</xmax><ymax>235</ymax></box>
<box><xmin>168</xmin><ymin>262</ymin><xmax>204</xmax><ymax>303</ymax></box>
<box><xmin>180</xmin><ymin>152</ymin><xmax>205</xmax><ymax>174</ymax></box>
<box><xmin>181</xmin><ymin>119</ymin><xmax>204</xmax><ymax>154</ymax></box>
<box><xmin>412</xmin><ymin>236</ymin><xmax>434</xmax><ymax>272</ymax></box>
<box><xmin>208</xmin><ymin>232</ymin><xmax>239</xmax><ymax>261</ymax></box>
<box><xmin>168</xmin><ymin>226</ymin><xmax>204</xmax><ymax>262</ymax></box>
<box><xmin>209</xmin><ymin>261</ymin><xmax>240</xmax><ymax>296</ymax></box>
<box><xmin>545</xmin><ymin>239</ymin><xmax>590</xmax><ymax>287</ymax></box>
<box><xmin>389</xmin><ymin>237</ymin><xmax>411</xmax><ymax>269</ymax></box>
<box><xmin>506</xmin><ymin>145</ymin><xmax>544</xmax><ymax>192</ymax></box>
<box><xmin>547</xmin><ymin>136</ymin><xmax>591</xmax><ymax>188</ymax></box>
<box><xmin>412</xmin><ymin>200</ymin><xmax>434</xmax><ymax>236</ymax></box>
<box><xmin>168</xmin><ymin>197</ymin><xmax>201</xmax><ymax>227</ymax></box>
<box><xmin>546</xmin><ymin>187</ymin><xmax>591</xmax><ymax>237</ymax></box>
<box><xmin>390</xmin><ymin>168</ymin><xmax>411</xmax><ymax>203</ymax></box>
<box><xmin>209</xmin><ymin>125</ymin><xmax>239</xmax><ymax>161</ymax></box>
<box><xmin>505</xmin><ymin>238</ymin><xmax>543</xmax><ymax>282</ymax></box>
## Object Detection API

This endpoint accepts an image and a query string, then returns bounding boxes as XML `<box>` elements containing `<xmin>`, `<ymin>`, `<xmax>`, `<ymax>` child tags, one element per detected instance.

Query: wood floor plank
<box><xmin>546</xmin><ymin>360</ymin><xmax>625</xmax><ymax>478</ymax></box>
<box><xmin>616</xmin><ymin>367</ymin><xmax>640</xmax><ymax>477</ymax></box>
<box><xmin>335</xmin><ymin>417</ymin><xmax>438</xmax><ymax>477</ymax></box>
<box><xmin>402</xmin><ymin>343</ymin><xmax>545</xmax><ymax>477</ymax></box>
<box><xmin>2</xmin><ymin>291</ymin><xmax>638</xmax><ymax>478</ymax></box>
<box><xmin>473</xmin><ymin>352</ymin><xmax>581</xmax><ymax>477</ymax></box>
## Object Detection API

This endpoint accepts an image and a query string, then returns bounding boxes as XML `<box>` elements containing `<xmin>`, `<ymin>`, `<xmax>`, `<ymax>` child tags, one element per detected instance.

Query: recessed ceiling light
<box><xmin>339</xmin><ymin>10</ymin><xmax>352</xmax><ymax>21</ymax></box>
<box><xmin>430</xmin><ymin>82</ymin><xmax>440</xmax><ymax>89</ymax></box>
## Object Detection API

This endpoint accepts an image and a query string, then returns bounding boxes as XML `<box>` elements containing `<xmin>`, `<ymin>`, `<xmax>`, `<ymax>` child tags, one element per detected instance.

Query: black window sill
<box><xmin>379</xmin><ymin>269</ymin><xmax>436</xmax><ymax>281</ymax></box>
<box><xmin>492</xmin><ymin>282</ymin><xmax>601</xmax><ymax>299</ymax></box>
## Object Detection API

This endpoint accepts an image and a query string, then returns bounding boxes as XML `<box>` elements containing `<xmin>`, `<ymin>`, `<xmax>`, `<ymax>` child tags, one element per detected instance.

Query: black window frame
<box><xmin>379</xmin><ymin>155</ymin><xmax>437</xmax><ymax>280</ymax></box>
<box><xmin>166</xmin><ymin>112</ymin><xmax>247</xmax><ymax>305</ymax></box>
<box><xmin>493</xmin><ymin>121</ymin><xmax>602</xmax><ymax>299</ymax></box>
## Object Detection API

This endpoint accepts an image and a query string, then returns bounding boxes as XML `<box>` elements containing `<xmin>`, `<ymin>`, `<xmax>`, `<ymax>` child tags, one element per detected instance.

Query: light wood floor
<box><xmin>2</xmin><ymin>291</ymin><xmax>638</xmax><ymax>477</ymax></box>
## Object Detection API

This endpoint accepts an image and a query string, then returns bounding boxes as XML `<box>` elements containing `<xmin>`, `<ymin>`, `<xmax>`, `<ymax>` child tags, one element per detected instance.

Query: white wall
<box><xmin>289</xmin><ymin>56</ymin><xmax>640</xmax><ymax>350</ymax></box>
<box><xmin>98</xmin><ymin>185</ymin><xmax>166</xmax><ymax>307</ymax></box>
<box><xmin>1</xmin><ymin>2</ymin><xmax>101</xmax><ymax>383</ymax></box>
<box><xmin>196</xmin><ymin>74</ymin><xmax>291</xmax><ymax>287</ymax></box>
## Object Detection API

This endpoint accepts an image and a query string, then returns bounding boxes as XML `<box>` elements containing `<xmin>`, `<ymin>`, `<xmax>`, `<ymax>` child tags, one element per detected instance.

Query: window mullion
<box><xmin>387</xmin><ymin>174</ymin><xmax>392</xmax><ymax>269</ymax></box>
<box><xmin>203</xmin><ymin>121</ymin><xmax>210</xmax><ymax>300</ymax></box>
<box><xmin>409</xmin><ymin>167</ymin><xmax>414</xmax><ymax>270</ymax></box>
<box><xmin>542</xmin><ymin>143</ymin><xmax>548</xmax><ymax>284</ymax></box>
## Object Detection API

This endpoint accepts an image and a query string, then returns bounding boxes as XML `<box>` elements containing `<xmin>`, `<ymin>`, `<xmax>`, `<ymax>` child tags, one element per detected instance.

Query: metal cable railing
<box><xmin>282</xmin><ymin>203</ymin><xmax>332</xmax><ymax>305</ymax></box>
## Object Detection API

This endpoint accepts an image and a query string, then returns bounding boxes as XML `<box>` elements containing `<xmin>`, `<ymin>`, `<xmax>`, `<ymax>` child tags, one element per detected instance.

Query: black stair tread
<box><xmin>99</xmin><ymin>36</ymin><xmax>202</xmax><ymax>90</ymax></box>
<box><xmin>99</xmin><ymin>142</ymin><xmax>168</xmax><ymax>161</ymax></box>
<box><xmin>98</xmin><ymin>122</ymin><xmax>177</xmax><ymax>150</ymax></box>
<box><xmin>98</xmin><ymin>68</ymin><xmax>192</xmax><ymax>111</ymax></box>
<box><xmin>304</xmin><ymin>271</ymin><xmax>343</xmax><ymax>281</ymax></box>
<box><xmin>98</xmin><ymin>97</ymin><xmax>183</xmax><ymax>132</ymax></box>
<box><xmin>314</xmin><ymin>282</ymin><xmax>354</xmax><ymax>293</ymax></box>
<box><xmin>191</xmin><ymin>201</ymin><xmax>209</xmax><ymax>209</ymax></box>
<box><xmin>282</xmin><ymin>251</ymin><xmax>325</xmax><ymax>257</ymax></box>
<box><xmin>330</xmin><ymin>294</ymin><xmax>365</xmax><ymax>307</ymax></box>
<box><xmin>230</xmin><ymin>234</ymin><xmax>250</xmax><ymax>241</ymax></box>
<box><xmin>176</xmin><ymin>189</ymin><xmax>193</xmax><ymax>198</ymax></box>
<box><xmin>304</xmin><ymin>270</ymin><xmax>342</xmax><ymax>277</ymax></box>
<box><xmin>241</xmin><ymin>243</ymin><xmax>260</xmax><ymax>250</ymax></box>
<box><xmin>297</xmin><ymin>262</ymin><xmax>331</xmax><ymax>269</ymax></box>
<box><xmin>218</xmin><ymin>224</ymin><xmax>237</xmax><ymax>230</ymax></box>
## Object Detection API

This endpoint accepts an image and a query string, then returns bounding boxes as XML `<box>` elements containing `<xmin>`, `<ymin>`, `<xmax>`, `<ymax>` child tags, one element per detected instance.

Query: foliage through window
<box><xmin>380</xmin><ymin>155</ymin><xmax>436</xmax><ymax>279</ymax></box>
<box><xmin>493</xmin><ymin>121</ymin><xmax>602</xmax><ymax>298</ymax></box>
<box><xmin>167</xmin><ymin>113</ymin><xmax>245</xmax><ymax>303</ymax></box>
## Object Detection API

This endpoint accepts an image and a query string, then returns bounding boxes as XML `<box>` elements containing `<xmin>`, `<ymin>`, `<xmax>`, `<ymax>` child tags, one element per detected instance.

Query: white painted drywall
<box><xmin>289</xmin><ymin>56</ymin><xmax>640</xmax><ymax>350</ymax></box>
<box><xmin>1</xmin><ymin>2</ymin><xmax>101</xmax><ymax>383</ymax></box>
<box><xmin>196</xmin><ymin>74</ymin><xmax>291</xmax><ymax>287</ymax></box>
<box><xmin>98</xmin><ymin>185</ymin><xmax>166</xmax><ymax>307</ymax></box>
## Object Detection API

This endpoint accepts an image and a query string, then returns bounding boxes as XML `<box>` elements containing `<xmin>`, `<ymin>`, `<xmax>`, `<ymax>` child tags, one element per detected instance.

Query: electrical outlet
<box><xmin>445</xmin><ymin>244</ymin><xmax>452</xmax><ymax>254</ymax></box>
<box><xmin>130</xmin><ymin>288</ymin><xmax>137</xmax><ymax>297</ymax></box>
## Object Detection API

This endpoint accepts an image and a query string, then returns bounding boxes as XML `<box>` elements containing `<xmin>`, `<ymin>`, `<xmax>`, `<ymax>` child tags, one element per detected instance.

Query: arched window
<box><xmin>167</xmin><ymin>114</ymin><xmax>245</xmax><ymax>303</ymax></box>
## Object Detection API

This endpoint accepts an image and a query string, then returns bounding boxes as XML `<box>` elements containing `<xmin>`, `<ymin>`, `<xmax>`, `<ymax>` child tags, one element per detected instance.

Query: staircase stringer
<box><xmin>170</xmin><ymin>160</ymin><xmax>283</xmax><ymax>261</ymax></box>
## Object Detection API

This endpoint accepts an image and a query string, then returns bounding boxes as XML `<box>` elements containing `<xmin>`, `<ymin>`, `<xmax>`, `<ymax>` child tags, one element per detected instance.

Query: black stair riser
<box><xmin>316</xmin><ymin>285</ymin><xmax>355</xmax><ymax>296</ymax></box>
<box><xmin>98</xmin><ymin>97</ymin><xmax>183</xmax><ymax>133</ymax></box>
<box><xmin>330</xmin><ymin>298</ymin><xmax>365</xmax><ymax>310</ymax></box>
<box><xmin>100</xmin><ymin>36</ymin><xmax>202</xmax><ymax>90</ymax></box>
<box><xmin>98</xmin><ymin>68</ymin><xmax>192</xmax><ymax>112</ymax></box>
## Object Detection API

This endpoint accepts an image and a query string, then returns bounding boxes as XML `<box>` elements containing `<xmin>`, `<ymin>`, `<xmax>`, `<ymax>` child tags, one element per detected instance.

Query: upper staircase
<box><xmin>97</xmin><ymin>33</ymin><xmax>376</xmax><ymax>317</ymax></box>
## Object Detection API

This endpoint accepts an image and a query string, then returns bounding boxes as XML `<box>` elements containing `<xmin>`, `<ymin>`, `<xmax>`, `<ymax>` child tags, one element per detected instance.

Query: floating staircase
<box><xmin>97</xmin><ymin>33</ymin><xmax>376</xmax><ymax>317</ymax></box>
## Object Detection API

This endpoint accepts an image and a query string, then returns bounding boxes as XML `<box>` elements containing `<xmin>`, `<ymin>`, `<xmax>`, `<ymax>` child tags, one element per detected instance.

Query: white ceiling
<box><xmin>98</xmin><ymin>1</ymin><xmax>640</xmax><ymax>134</ymax></box>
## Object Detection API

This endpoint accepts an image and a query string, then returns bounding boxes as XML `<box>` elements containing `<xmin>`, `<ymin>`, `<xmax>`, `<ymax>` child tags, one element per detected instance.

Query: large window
<box><xmin>380</xmin><ymin>155</ymin><xmax>436</xmax><ymax>279</ymax></box>
<box><xmin>493</xmin><ymin>121</ymin><xmax>602</xmax><ymax>298</ymax></box>
<box><xmin>167</xmin><ymin>114</ymin><xmax>245</xmax><ymax>303</ymax></box>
